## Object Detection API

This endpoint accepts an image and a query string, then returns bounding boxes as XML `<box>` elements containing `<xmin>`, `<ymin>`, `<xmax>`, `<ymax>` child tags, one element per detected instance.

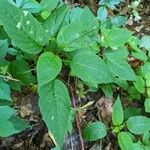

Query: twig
<box><xmin>70</xmin><ymin>86</ymin><xmax>85</xmax><ymax>150</ymax></box>
<box><xmin>0</xmin><ymin>74</ymin><xmax>20</xmax><ymax>82</ymax></box>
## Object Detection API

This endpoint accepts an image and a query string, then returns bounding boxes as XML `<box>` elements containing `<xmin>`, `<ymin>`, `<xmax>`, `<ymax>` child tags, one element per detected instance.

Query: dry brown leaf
<box><xmin>95</xmin><ymin>97</ymin><xmax>113</xmax><ymax>124</ymax></box>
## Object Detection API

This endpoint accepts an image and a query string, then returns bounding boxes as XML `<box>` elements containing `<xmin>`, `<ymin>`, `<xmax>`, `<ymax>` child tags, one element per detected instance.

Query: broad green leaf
<box><xmin>0</xmin><ymin>0</ymin><xmax>48</xmax><ymax>54</ymax></box>
<box><xmin>38</xmin><ymin>79</ymin><xmax>71</xmax><ymax>147</ymax></box>
<box><xmin>145</xmin><ymin>73</ymin><xmax>150</xmax><ymax>87</ymax></box>
<box><xmin>67</xmin><ymin>7</ymin><xmax>84</xmax><ymax>23</ymax></box>
<box><xmin>147</xmin><ymin>88</ymin><xmax>150</xmax><ymax>98</ymax></box>
<box><xmin>97</xmin><ymin>6</ymin><xmax>108</xmax><ymax>21</ymax></box>
<box><xmin>0</xmin><ymin>106</ymin><xmax>16</xmax><ymax>122</ymax></box>
<box><xmin>37</xmin><ymin>52</ymin><xmax>62</xmax><ymax>88</ymax></box>
<box><xmin>118</xmin><ymin>132</ymin><xmax>134</xmax><ymax>150</ymax></box>
<box><xmin>83</xmin><ymin>121</ymin><xmax>107</xmax><ymax>141</ymax></box>
<box><xmin>0</xmin><ymin>40</ymin><xmax>8</xmax><ymax>59</ymax></box>
<box><xmin>0</xmin><ymin>80</ymin><xmax>11</xmax><ymax>101</ymax></box>
<box><xmin>101</xmin><ymin>26</ymin><xmax>132</xmax><ymax>49</ymax></box>
<box><xmin>100</xmin><ymin>0</ymin><xmax>123</xmax><ymax>9</ymax></box>
<box><xmin>15</xmin><ymin>0</ymin><xmax>25</xmax><ymax>7</ymax></box>
<box><xmin>9</xmin><ymin>116</ymin><xmax>30</xmax><ymax>131</ymax></box>
<box><xmin>144</xmin><ymin>98</ymin><xmax>150</xmax><ymax>113</ymax></box>
<box><xmin>105</xmin><ymin>47</ymin><xmax>129</xmax><ymax>59</ymax></box>
<box><xmin>132</xmin><ymin>50</ymin><xmax>148</xmax><ymax>61</ymax></box>
<box><xmin>140</xmin><ymin>61</ymin><xmax>150</xmax><ymax>78</ymax></box>
<box><xmin>21</xmin><ymin>0</ymin><xmax>42</xmax><ymax>13</ymax></box>
<box><xmin>127</xmin><ymin>116</ymin><xmax>150</xmax><ymax>134</ymax></box>
<box><xmin>9</xmin><ymin>59</ymin><xmax>35</xmax><ymax>84</ymax></box>
<box><xmin>0</xmin><ymin>121</ymin><xmax>19</xmax><ymax>137</ymax></box>
<box><xmin>128</xmin><ymin>86</ymin><xmax>141</xmax><ymax>100</ymax></box>
<box><xmin>101</xmin><ymin>85</ymin><xmax>113</xmax><ymax>98</ymax></box>
<box><xmin>9</xmin><ymin>80</ymin><xmax>21</xmax><ymax>91</ymax></box>
<box><xmin>124</xmin><ymin>107</ymin><xmax>141</xmax><ymax>121</ymax></box>
<box><xmin>71</xmin><ymin>52</ymin><xmax>112</xmax><ymax>84</ymax></box>
<box><xmin>133</xmin><ymin>76</ymin><xmax>145</xmax><ymax>93</ymax></box>
<box><xmin>145</xmin><ymin>145</ymin><xmax>150</xmax><ymax>150</ymax></box>
<box><xmin>112</xmin><ymin>96</ymin><xmax>124</xmax><ymax>126</ymax></box>
<box><xmin>0</xmin><ymin>26</ymin><xmax>8</xmax><ymax>40</ymax></box>
<box><xmin>129</xmin><ymin>36</ymin><xmax>141</xmax><ymax>52</ymax></box>
<box><xmin>0</xmin><ymin>116</ymin><xmax>30</xmax><ymax>137</ymax></box>
<box><xmin>133</xmin><ymin>143</ymin><xmax>143</xmax><ymax>150</ymax></box>
<box><xmin>140</xmin><ymin>35</ymin><xmax>150</xmax><ymax>50</ymax></box>
<box><xmin>143</xmin><ymin>131</ymin><xmax>150</xmax><ymax>145</ymax></box>
<box><xmin>40</xmin><ymin>0</ymin><xmax>59</xmax><ymax>12</ymax></box>
<box><xmin>85</xmin><ymin>81</ymin><xmax>98</xmax><ymax>92</ymax></box>
<box><xmin>57</xmin><ymin>7</ymin><xmax>99</xmax><ymax>52</ymax></box>
<box><xmin>111</xmin><ymin>16</ymin><xmax>127</xmax><ymax>26</ymax></box>
<box><xmin>114</xmin><ymin>78</ymin><xmax>129</xmax><ymax>90</ymax></box>
<box><xmin>106</xmin><ymin>55</ymin><xmax>135</xmax><ymax>81</ymax></box>
<box><xmin>42</xmin><ymin>4</ymin><xmax>68</xmax><ymax>38</ymax></box>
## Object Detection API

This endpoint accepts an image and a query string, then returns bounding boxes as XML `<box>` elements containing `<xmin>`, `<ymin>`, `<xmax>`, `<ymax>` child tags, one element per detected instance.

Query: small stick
<box><xmin>70</xmin><ymin>86</ymin><xmax>85</xmax><ymax>150</ymax></box>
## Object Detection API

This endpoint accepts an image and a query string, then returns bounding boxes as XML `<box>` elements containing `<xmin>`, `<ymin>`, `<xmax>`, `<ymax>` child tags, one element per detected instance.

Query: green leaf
<box><xmin>100</xmin><ymin>0</ymin><xmax>123</xmax><ymax>9</ymax></box>
<box><xmin>97</xmin><ymin>6</ymin><xmax>108</xmax><ymax>21</ymax></box>
<box><xmin>9</xmin><ymin>116</ymin><xmax>30</xmax><ymax>131</ymax></box>
<box><xmin>0</xmin><ymin>116</ymin><xmax>30</xmax><ymax>137</ymax></box>
<box><xmin>124</xmin><ymin>107</ymin><xmax>141</xmax><ymax>121</ymax></box>
<box><xmin>21</xmin><ymin>0</ymin><xmax>42</xmax><ymax>13</ymax></box>
<box><xmin>145</xmin><ymin>73</ymin><xmax>150</xmax><ymax>87</ymax></box>
<box><xmin>0</xmin><ymin>120</ymin><xmax>19</xmax><ymax>137</ymax></box>
<box><xmin>132</xmin><ymin>50</ymin><xmax>148</xmax><ymax>61</ymax></box>
<box><xmin>83</xmin><ymin>121</ymin><xmax>107</xmax><ymax>141</ymax></box>
<box><xmin>114</xmin><ymin>78</ymin><xmax>129</xmax><ymax>90</ymax></box>
<box><xmin>71</xmin><ymin>52</ymin><xmax>112</xmax><ymax>84</ymax></box>
<box><xmin>106</xmin><ymin>55</ymin><xmax>135</xmax><ymax>81</ymax></box>
<box><xmin>133</xmin><ymin>76</ymin><xmax>145</xmax><ymax>93</ymax></box>
<box><xmin>0</xmin><ymin>80</ymin><xmax>11</xmax><ymax>101</ymax></box>
<box><xmin>111</xmin><ymin>16</ymin><xmax>127</xmax><ymax>26</ymax></box>
<box><xmin>112</xmin><ymin>96</ymin><xmax>124</xmax><ymax>126</ymax></box>
<box><xmin>37</xmin><ymin>52</ymin><xmax>62</xmax><ymax>88</ymax></box>
<box><xmin>8</xmin><ymin>80</ymin><xmax>21</xmax><ymax>91</ymax></box>
<box><xmin>128</xmin><ymin>86</ymin><xmax>141</xmax><ymax>100</ymax></box>
<box><xmin>42</xmin><ymin>4</ymin><xmax>68</xmax><ymax>38</ymax></box>
<box><xmin>140</xmin><ymin>35</ymin><xmax>150</xmax><ymax>50</ymax></box>
<box><xmin>0</xmin><ymin>106</ymin><xmax>16</xmax><ymax>122</ymax></box>
<box><xmin>101</xmin><ymin>26</ymin><xmax>132</xmax><ymax>49</ymax></box>
<box><xmin>40</xmin><ymin>0</ymin><xmax>59</xmax><ymax>12</ymax></box>
<box><xmin>101</xmin><ymin>85</ymin><xmax>113</xmax><ymax>98</ymax></box>
<box><xmin>0</xmin><ymin>0</ymin><xmax>48</xmax><ymax>54</ymax></box>
<box><xmin>133</xmin><ymin>143</ymin><xmax>143</xmax><ymax>150</ymax></box>
<box><xmin>143</xmin><ymin>131</ymin><xmax>150</xmax><ymax>145</ymax></box>
<box><xmin>9</xmin><ymin>59</ymin><xmax>35</xmax><ymax>84</ymax></box>
<box><xmin>57</xmin><ymin>7</ymin><xmax>99</xmax><ymax>52</ymax></box>
<box><xmin>67</xmin><ymin>7</ymin><xmax>84</xmax><ymax>23</ymax></box>
<box><xmin>105</xmin><ymin>46</ymin><xmax>129</xmax><ymax>59</ymax></box>
<box><xmin>118</xmin><ymin>132</ymin><xmax>134</xmax><ymax>150</ymax></box>
<box><xmin>140</xmin><ymin>61</ymin><xmax>150</xmax><ymax>78</ymax></box>
<box><xmin>144</xmin><ymin>98</ymin><xmax>150</xmax><ymax>113</ymax></box>
<box><xmin>127</xmin><ymin>116</ymin><xmax>150</xmax><ymax>134</ymax></box>
<box><xmin>0</xmin><ymin>39</ymin><xmax>8</xmax><ymax>59</ymax></box>
<box><xmin>38</xmin><ymin>79</ymin><xmax>71</xmax><ymax>147</ymax></box>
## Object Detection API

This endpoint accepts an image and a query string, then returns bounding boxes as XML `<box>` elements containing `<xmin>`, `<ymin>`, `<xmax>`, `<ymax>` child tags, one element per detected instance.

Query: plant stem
<box><xmin>70</xmin><ymin>86</ymin><xmax>85</xmax><ymax>150</ymax></box>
